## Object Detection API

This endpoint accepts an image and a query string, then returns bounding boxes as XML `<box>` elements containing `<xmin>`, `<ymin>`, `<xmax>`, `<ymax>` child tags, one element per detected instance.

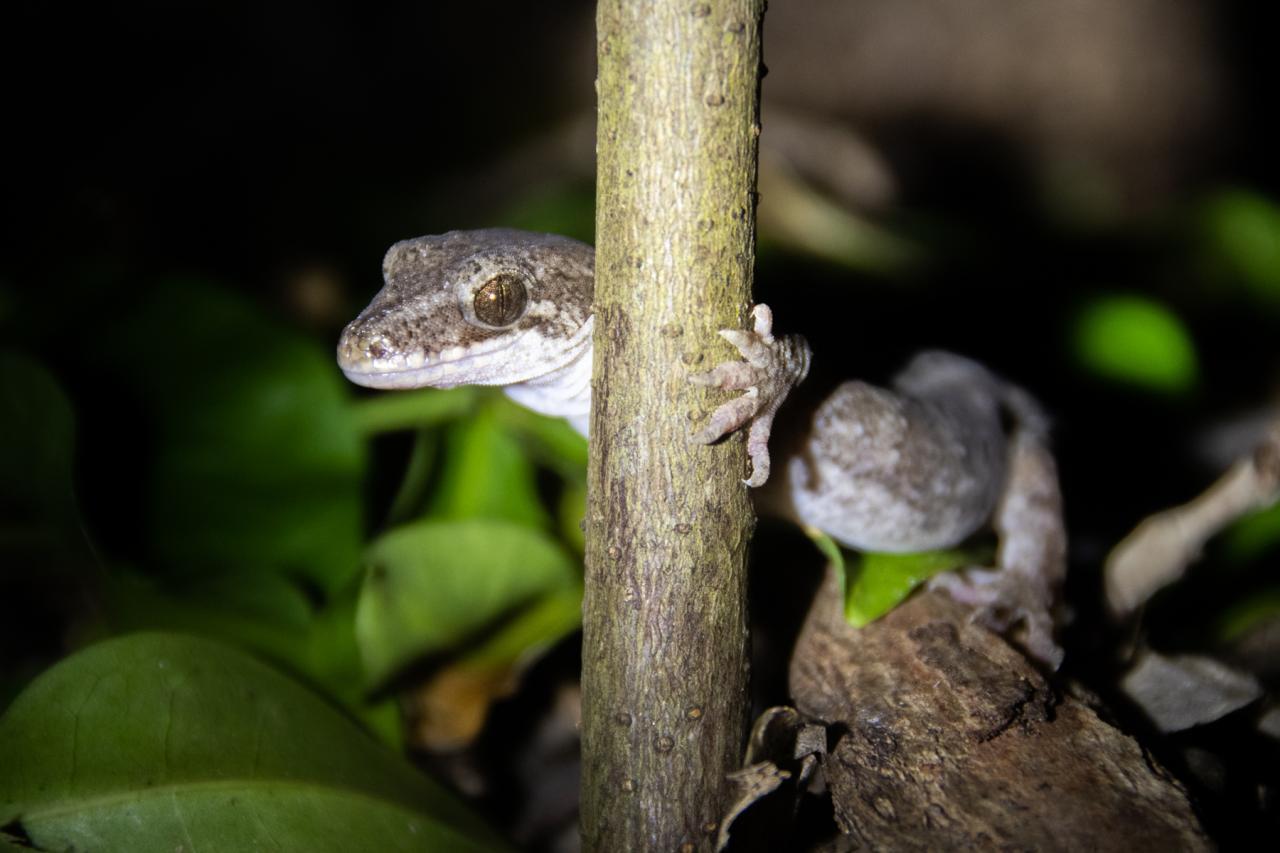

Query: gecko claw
<box><xmin>689</xmin><ymin>303</ymin><xmax>811</xmax><ymax>488</ymax></box>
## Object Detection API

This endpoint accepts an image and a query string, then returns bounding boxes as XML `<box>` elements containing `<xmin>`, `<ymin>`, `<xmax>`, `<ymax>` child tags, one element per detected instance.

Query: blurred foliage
<box><xmin>1215</xmin><ymin>586</ymin><xmax>1280</xmax><ymax>645</ymax></box>
<box><xmin>500</xmin><ymin>182</ymin><xmax>597</xmax><ymax>246</ymax></box>
<box><xmin>0</xmin><ymin>353</ymin><xmax>88</xmax><ymax>573</ymax></box>
<box><xmin>99</xmin><ymin>283</ymin><xmax>366</xmax><ymax>594</ymax></box>
<box><xmin>0</xmin><ymin>280</ymin><xmax>588</xmax><ymax>703</ymax></box>
<box><xmin>1223</xmin><ymin>501</ymin><xmax>1280</xmax><ymax>562</ymax></box>
<box><xmin>423</xmin><ymin>408</ymin><xmax>550</xmax><ymax>529</ymax></box>
<box><xmin>1197</xmin><ymin>189</ymin><xmax>1280</xmax><ymax>304</ymax></box>
<box><xmin>0</xmin><ymin>269</ymin><xmax>588</xmax><ymax>846</ymax></box>
<box><xmin>1072</xmin><ymin>295</ymin><xmax>1198</xmax><ymax>394</ymax></box>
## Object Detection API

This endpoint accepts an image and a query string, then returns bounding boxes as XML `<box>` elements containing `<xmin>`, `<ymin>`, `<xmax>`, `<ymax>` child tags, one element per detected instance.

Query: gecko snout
<box><xmin>337</xmin><ymin>321</ymin><xmax>394</xmax><ymax>369</ymax></box>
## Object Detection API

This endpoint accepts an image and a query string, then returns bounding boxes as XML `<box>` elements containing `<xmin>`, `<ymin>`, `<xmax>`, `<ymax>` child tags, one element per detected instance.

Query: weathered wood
<box><xmin>582</xmin><ymin>0</ymin><xmax>765</xmax><ymax>849</ymax></box>
<box><xmin>789</xmin><ymin>570</ymin><xmax>1211</xmax><ymax>851</ymax></box>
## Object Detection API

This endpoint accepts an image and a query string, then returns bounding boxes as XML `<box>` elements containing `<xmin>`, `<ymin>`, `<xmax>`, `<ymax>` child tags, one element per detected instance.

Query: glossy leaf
<box><xmin>0</xmin><ymin>633</ymin><xmax>505</xmax><ymax>852</ymax></box>
<box><xmin>101</xmin><ymin>569</ymin><xmax>402</xmax><ymax>746</ymax></box>
<box><xmin>356</xmin><ymin>520</ymin><xmax>578</xmax><ymax>686</ymax></box>
<box><xmin>800</xmin><ymin>527</ymin><xmax>979</xmax><ymax>627</ymax></box>
<box><xmin>845</xmin><ymin>546</ymin><xmax>989</xmax><ymax>628</ymax></box>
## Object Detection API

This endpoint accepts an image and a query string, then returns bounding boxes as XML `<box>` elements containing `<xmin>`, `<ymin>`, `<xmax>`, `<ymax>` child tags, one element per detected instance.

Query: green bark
<box><xmin>582</xmin><ymin>1</ymin><xmax>765</xmax><ymax>849</ymax></box>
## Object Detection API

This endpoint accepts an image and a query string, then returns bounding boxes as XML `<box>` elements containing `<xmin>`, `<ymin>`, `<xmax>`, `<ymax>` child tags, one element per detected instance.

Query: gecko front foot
<box><xmin>689</xmin><ymin>304</ymin><xmax>811</xmax><ymax>487</ymax></box>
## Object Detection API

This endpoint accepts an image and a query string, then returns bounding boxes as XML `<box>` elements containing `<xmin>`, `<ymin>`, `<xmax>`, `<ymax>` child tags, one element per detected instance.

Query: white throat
<box><xmin>502</xmin><ymin>316</ymin><xmax>594</xmax><ymax>435</ymax></box>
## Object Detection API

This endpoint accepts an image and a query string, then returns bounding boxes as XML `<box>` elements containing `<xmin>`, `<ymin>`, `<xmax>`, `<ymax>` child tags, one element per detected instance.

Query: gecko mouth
<box><xmin>337</xmin><ymin>331</ymin><xmax>521</xmax><ymax>389</ymax></box>
<box><xmin>337</xmin><ymin>320</ymin><xmax>592</xmax><ymax>390</ymax></box>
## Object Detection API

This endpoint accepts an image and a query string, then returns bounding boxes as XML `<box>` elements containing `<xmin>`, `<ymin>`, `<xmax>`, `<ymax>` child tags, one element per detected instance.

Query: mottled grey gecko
<box><xmin>338</xmin><ymin>228</ymin><xmax>1066</xmax><ymax>667</ymax></box>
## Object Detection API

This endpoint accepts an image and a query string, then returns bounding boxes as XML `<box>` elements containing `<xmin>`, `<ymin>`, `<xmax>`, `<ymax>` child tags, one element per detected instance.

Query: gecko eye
<box><xmin>472</xmin><ymin>273</ymin><xmax>529</xmax><ymax>327</ymax></box>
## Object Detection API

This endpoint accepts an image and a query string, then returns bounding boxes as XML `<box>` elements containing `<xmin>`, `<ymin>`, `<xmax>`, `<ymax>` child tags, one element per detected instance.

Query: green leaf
<box><xmin>102</xmin><ymin>568</ymin><xmax>314</xmax><ymax>665</ymax></box>
<box><xmin>101</xmin><ymin>569</ymin><xmax>402</xmax><ymax>746</ymax></box>
<box><xmin>799</xmin><ymin>527</ymin><xmax>983</xmax><ymax>627</ymax></box>
<box><xmin>385</xmin><ymin>429</ymin><xmax>443</xmax><ymax>525</ymax></box>
<box><xmin>557</xmin><ymin>477</ymin><xmax>588</xmax><ymax>555</ymax></box>
<box><xmin>491</xmin><ymin>394</ymin><xmax>589</xmax><ymax>478</ymax></box>
<box><xmin>845</xmin><ymin>547</ymin><xmax>988</xmax><ymax>628</ymax></box>
<box><xmin>403</xmin><ymin>586</ymin><xmax>583</xmax><ymax>751</ymax></box>
<box><xmin>0</xmin><ymin>353</ymin><xmax>75</xmax><ymax>513</ymax></box>
<box><xmin>1215</xmin><ymin>587</ymin><xmax>1280</xmax><ymax>644</ymax></box>
<box><xmin>350</xmin><ymin>387</ymin><xmax>478</xmax><ymax>436</ymax></box>
<box><xmin>0</xmin><ymin>352</ymin><xmax>90</xmax><ymax>571</ymax></box>
<box><xmin>799</xmin><ymin>524</ymin><xmax>849</xmax><ymax>601</ymax></box>
<box><xmin>0</xmin><ymin>633</ymin><xmax>505</xmax><ymax>852</ymax></box>
<box><xmin>1199</xmin><ymin>189</ymin><xmax>1280</xmax><ymax>302</ymax></box>
<box><xmin>1073</xmin><ymin>294</ymin><xmax>1198</xmax><ymax>394</ymax></box>
<box><xmin>500</xmin><ymin>183</ymin><xmax>597</xmax><ymax>245</ymax></box>
<box><xmin>1221</xmin><ymin>500</ymin><xmax>1280</xmax><ymax>562</ymax></box>
<box><xmin>104</xmin><ymin>283</ymin><xmax>365</xmax><ymax>592</ymax></box>
<box><xmin>356</xmin><ymin>520</ymin><xmax>578</xmax><ymax>686</ymax></box>
<box><xmin>461</xmin><ymin>585</ymin><xmax>583</xmax><ymax>671</ymax></box>
<box><xmin>424</xmin><ymin>403</ymin><xmax>548</xmax><ymax>528</ymax></box>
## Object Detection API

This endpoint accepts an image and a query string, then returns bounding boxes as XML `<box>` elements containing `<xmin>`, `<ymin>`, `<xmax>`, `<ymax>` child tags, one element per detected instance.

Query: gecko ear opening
<box><xmin>470</xmin><ymin>272</ymin><xmax>529</xmax><ymax>327</ymax></box>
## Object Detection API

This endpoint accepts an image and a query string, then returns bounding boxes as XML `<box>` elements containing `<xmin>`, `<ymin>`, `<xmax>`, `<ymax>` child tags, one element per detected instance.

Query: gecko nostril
<box><xmin>337</xmin><ymin>329</ymin><xmax>362</xmax><ymax>366</ymax></box>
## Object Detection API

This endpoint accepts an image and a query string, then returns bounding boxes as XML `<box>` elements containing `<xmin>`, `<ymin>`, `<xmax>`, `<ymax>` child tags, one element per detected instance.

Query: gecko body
<box><xmin>339</xmin><ymin>229</ymin><xmax>1065</xmax><ymax>665</ymax></box>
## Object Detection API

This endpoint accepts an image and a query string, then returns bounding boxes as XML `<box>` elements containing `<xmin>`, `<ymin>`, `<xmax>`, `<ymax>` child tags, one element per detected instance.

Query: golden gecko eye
<box><xmin>473</xmin><ymin>273</ymin><xmax>528</xmax><ymax>326</ymax></box>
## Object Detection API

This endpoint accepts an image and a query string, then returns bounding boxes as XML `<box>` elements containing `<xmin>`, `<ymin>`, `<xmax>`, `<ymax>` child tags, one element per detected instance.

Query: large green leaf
<box><xmin>103</xmin><ymin>282</ymin><xmax>365</xmax><ymax>592</ymax></box>
<box><xmin>356</xmin><ymin>520</ymin><xmax>578</xmax><ymax>686</ymax></box>
<box><xmin>100</xmin><ymin>569</ymin><xmax>404</xmax><ymax>746</ymax></box>
<box><xmin>0</xmin><ymin>633</ymin><xmax>505</xmax><ymax>852</ymax></box>
<box><xmin>424</xmin><ymin>404</ymin><xmax>549</xmax><ymax>528</ymax></box>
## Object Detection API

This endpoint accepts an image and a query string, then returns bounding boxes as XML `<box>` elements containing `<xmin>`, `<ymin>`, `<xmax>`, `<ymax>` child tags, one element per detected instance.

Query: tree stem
<box><xmin>582</xmin><ymin>0</ymin><xmax>765</xmax><ymax>849</ymax></box>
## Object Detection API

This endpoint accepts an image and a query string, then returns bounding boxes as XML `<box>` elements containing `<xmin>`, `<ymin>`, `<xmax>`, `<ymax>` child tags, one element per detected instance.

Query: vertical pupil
<box><xmin>476</xmin><ymin>275</ymin><xmax>525</xmax><ymax>325</ymax></box>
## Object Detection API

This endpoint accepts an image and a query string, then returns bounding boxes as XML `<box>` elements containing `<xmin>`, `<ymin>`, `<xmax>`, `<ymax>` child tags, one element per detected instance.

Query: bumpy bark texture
<box><xmin>789</xmin><ymin>569</ymin><xmax>1212</xmax><ymax>851</ymax></box>
<box><xmin>582</xmin><ymin>1</ymin><xmax>765</xmax><ymax>850</ymax></box>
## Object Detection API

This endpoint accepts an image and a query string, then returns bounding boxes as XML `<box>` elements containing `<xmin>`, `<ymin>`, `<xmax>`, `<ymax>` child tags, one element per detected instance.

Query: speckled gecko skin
<box><xmin>339</xmin><ymin>228</ymin><xmax>1066</xmax><ymax>667</ymax></box>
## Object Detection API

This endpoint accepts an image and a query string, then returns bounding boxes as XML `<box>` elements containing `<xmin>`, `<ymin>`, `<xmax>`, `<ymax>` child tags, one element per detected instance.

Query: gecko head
<box><xmin>338</xmin><ymin>228</ymin><xmax>594</xmax><ymax>389</ymax></box>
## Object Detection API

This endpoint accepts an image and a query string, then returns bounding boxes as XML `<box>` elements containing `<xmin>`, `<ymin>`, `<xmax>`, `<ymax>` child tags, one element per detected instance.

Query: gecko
<box><xmin>337</xmin><ymin>228</ymin><xmax>1066</xmax><ymax>667</ymax></box>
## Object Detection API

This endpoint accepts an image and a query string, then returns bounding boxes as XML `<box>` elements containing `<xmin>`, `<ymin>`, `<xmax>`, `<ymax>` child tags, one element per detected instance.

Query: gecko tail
<box><xmin>998</xmin><ymin>381</ymin><xmax>1052</xmax><ymax>443</ymax></box>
